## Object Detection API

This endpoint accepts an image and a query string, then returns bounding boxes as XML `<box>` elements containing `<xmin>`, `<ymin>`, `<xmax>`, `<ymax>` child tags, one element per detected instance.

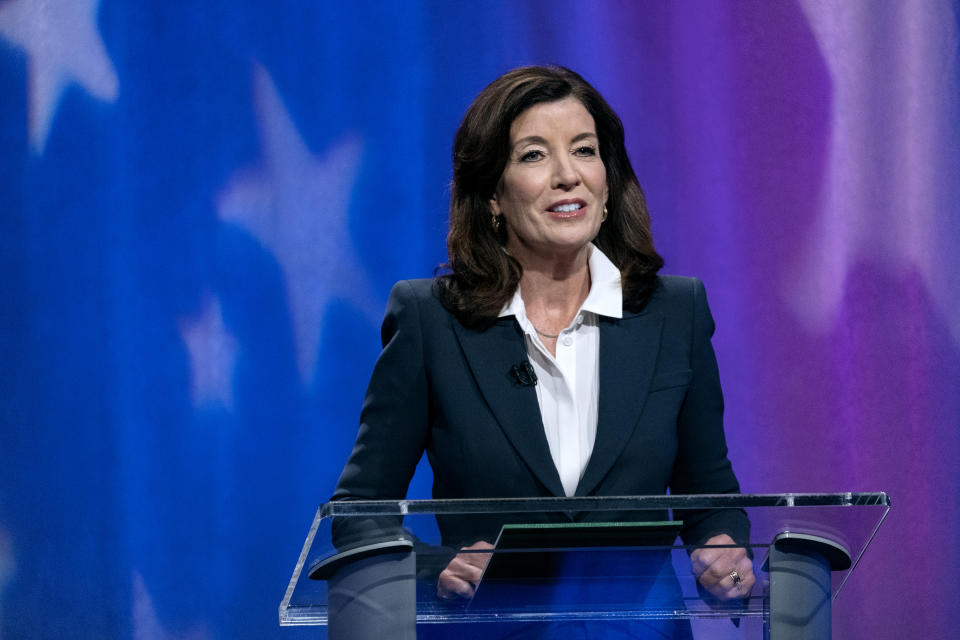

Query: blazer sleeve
<box><xmin>332</xmin><ymin>280</ymin><xmax>430</xmax><ymax>502</ymax></box>
<box><xmin>669</xmin><ymin>278</ymin><xmax>751</xmax><ymax>547</ymax></box>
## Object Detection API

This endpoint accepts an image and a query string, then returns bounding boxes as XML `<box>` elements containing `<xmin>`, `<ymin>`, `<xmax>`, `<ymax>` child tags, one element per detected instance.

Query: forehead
<box><xmin>509</xmin><ymin>97</ymin><xmax>597</xmax><ymax>142</ymax></box>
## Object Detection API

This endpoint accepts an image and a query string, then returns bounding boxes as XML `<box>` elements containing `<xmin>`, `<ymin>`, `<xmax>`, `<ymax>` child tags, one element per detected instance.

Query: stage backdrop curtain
<box><xmin>1</xmin><ymin>1</ymin><xmax>957</xmax><ymax>638</ymax></box>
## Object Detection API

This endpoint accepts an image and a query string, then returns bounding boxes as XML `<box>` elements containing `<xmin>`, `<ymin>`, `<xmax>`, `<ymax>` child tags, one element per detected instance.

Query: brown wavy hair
<box><xmin>435</xmin><ymin>66</ymin><xmax>663</xmax><ymax>328</ymax></box>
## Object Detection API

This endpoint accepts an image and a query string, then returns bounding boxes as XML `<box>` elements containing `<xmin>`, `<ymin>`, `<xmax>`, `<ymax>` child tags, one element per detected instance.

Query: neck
<box><xmin>515</xmin><ymin>244</ymin><xmax>592</xmax><ymax>334</ymax></box>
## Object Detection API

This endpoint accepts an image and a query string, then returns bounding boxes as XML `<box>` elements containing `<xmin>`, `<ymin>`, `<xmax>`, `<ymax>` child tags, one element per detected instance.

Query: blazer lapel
<box><xmin>575</xmin><ymin>311</ymin><xmax>664</xmax><ymax>496</ymax></box>
<box><xmin>452</xmin><ymin>318</ymin><xmax>566</xmax><ymax>497</ymax></box>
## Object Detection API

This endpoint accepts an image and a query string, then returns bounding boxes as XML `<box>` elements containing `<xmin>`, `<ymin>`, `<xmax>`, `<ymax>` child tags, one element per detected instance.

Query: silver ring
<box><xmin>728</xmin><ymin>569</ymin><xmax>742</xmax><ymax>588</ymax></box>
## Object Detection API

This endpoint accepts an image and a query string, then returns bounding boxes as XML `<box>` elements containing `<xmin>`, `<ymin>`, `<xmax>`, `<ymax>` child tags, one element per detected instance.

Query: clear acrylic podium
<box><xmin>280</xmin><ymin>493</ymin><xmax>889</xmax><ymax>639</ymax></box>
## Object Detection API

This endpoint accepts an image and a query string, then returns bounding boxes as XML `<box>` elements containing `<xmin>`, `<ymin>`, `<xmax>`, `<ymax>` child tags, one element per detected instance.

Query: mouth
<box><xmin>546</xmin><ymin>199</ymin><xmax>587</xmax><ymax>217</ymax></box>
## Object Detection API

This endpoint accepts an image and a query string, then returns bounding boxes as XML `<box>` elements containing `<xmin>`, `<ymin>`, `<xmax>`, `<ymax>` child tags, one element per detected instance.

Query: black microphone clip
<box><xmin>510</xmin><ymin>361</ymin><xmax>538</xmax><ymax>387</ymax></box>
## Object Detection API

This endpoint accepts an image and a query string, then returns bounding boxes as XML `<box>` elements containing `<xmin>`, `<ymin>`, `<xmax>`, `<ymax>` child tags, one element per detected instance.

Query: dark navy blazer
<box><xmin>333</xmin><ymin>275</ymin><xmax>748</xmax><ymax>548</ymax></box>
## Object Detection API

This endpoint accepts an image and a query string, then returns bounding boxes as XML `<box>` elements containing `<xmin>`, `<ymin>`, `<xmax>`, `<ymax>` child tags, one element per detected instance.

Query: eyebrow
<box><xmin>512</xmin><ymin>132</ymin><xmax>599</xmax><ymax>149</ymax></box>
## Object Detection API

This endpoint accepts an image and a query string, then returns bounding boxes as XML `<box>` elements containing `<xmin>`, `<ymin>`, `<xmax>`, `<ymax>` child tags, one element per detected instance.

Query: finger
<box><xmin>463</xmin><ymin>541</ymin><xmax>495</xmax><ymax>551</ymax></box>
<box><xmin>437</xmin><ymin>571</ymin><xmax>476</xmax><ymax>600</ymax></box>
<box><xmin>461</xmin><ymin>552</ymin><xmax>492</xmax><ymax>571</ymax></box>
<box><xmin>460</xmin><ymin>542</ymin><xmax>494</xmax><ymax>567</ymax></box>
<box><xmin>447</xmin><ymin>556</ymin><xmax>485</xmax><ymax>584</ymax></box>
<box><xmin>698</xmin><ymin>548</ymin><xmax>748</xmax><ymax>582</ymax></box>
<box><xmin>693</xmin><ymin>546</ymin><xmax>744</xmax><ymax>577</ymax></box>
<box><xmin>699</xmin><ymin>564</ymin><xmax>735</xmax><ymax>587</ymax></box>
<box><xmin>698</xmin><ymin>563</ymin><xmax>753</xmax><ymax>598</ymax></box>
<box><xmin>724</xmin><ymin>558</ymin><xmax>754</xmax><ymax>591</ymax></box>
<box><xmin>690</xmin><ymin>548</ymin><xmax>720</xmax><ymax>575</ymax></box>
<box><xmin>720</xmin><ymin>568</ymin><xmax>755</xmax><ymax>599</ymax></box>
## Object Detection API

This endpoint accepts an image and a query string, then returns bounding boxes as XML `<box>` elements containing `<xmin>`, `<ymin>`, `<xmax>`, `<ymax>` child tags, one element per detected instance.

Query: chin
<box><xmin>549</xmin><ymin>224</ymin><xmax>600</xmax><ymax>248</ymax></box>
<box><xmin>541</xmin><ymin>235</ymin><xmax>595</xmax><ymax>255</ymax></box>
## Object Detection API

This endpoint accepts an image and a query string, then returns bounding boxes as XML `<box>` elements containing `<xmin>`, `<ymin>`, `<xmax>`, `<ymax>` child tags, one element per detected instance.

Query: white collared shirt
<box><xmin>498</xmin><ymin>244</ymin><xmax>623</xmax><ymax>496</ymax></box>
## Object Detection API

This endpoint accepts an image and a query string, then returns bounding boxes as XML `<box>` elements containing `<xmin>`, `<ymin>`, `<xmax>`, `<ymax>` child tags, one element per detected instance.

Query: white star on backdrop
<box><xmin>217</xmin><ymin>62</ymin><xmax>377</xmax><ymax>383</ymax></box>
<box><xmin>178</xmin><ymin>294</ymin><xmax>238</xmax><ymax>410</ymax></box>
<box><xmin>788</xmin><ymin>2</ymin><xmax>960</xmax><ymax>343</ymax></box>
<box><xmin>133</xmin><ymin>571</ymin><xmax>208</xmax><ymax>640</ymax></box>
<box><xmin>0</xmin><ymin>0</ymin><xmax>119</xmax><ymax>154</ymax></box>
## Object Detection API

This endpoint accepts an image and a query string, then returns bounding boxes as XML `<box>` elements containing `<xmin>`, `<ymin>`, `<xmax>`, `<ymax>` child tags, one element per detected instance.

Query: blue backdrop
<box><xmin>2</xmin><ymin>1</ymin><xmax>959</xmax><ymax>638</ymax></box>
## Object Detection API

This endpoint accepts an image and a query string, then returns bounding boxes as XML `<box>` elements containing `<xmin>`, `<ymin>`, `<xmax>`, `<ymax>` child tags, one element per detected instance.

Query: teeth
<box><xmin>552</xmin><ymin>203</ymin><xmax>582</xmax><ymax>212</ymax></box>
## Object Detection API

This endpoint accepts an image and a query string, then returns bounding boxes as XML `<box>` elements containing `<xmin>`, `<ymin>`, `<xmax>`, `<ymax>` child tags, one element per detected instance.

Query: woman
<box><xmin>333</xmin><ymin>66</ymin><xmax>755</xmax><ymax>631</ymax></box>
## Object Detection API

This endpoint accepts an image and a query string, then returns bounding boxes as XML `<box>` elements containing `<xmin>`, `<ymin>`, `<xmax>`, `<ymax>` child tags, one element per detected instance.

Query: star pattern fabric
<box><xmin>178</xmin><ymin>293</ymin><xmax>237</xmax><ymax>410</ymax></box>
<box><xmin>789</xmin><ymin>1</ymin><xmax>960</xmax><ymax>343</ymax></box>
<box><xmin>217</xmin><ymin>63</ymin><xmax>377</xmax><ymax>383</ymax></box>
<box><xmin>132</xmin><ymin>571</ymin><xmax>208</xmax><ymax>640</ymax></box>
<box><xmin>0</xmin><ymin>4</ymin><xmax>957</xmax><ymax>639</ymax></box>
<box><xmin>0</xmin><ymin>0</ymin><xmax>118</xmax><ymax>154</ymax></box>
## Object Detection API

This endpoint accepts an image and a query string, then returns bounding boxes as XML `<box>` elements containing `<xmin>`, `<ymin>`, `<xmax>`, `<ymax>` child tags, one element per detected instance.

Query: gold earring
<box><xmin>492</xmin><ymin>213</ymin><xmax>501</xmax><ymax>232</ymax></box>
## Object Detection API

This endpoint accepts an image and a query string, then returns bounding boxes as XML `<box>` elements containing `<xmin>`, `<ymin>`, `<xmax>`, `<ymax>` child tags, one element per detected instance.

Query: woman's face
<box><xmin>491</xmin><ymin>97</ymin><xmax>608</xmax><ymax>261</ymax></box>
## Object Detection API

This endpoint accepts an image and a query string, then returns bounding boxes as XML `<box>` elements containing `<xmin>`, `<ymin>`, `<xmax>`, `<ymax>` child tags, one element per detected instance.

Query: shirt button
<box><xmin>561</xmin><ymin>335</ymin><xmax>573</xmax><ymax>346</ymax></box>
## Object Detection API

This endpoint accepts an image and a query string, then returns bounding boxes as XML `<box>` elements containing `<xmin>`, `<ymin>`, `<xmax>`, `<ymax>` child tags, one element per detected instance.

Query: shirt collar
<box><xmin>498</xmin><ymin>244</ymin><xmax>623</xmax><ymax>319</ymax></box>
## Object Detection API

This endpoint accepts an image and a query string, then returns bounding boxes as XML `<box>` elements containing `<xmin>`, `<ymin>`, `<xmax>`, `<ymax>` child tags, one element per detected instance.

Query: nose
<box><xmin>551</xmin><ymin>154</ymin><xmax>580</xmax><ymax>190</ymax></box>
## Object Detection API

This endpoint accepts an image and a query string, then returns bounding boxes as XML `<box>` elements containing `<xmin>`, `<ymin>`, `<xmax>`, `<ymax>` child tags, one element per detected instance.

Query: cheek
<box><xmin>500</xmin><ymin>171</ymin><xmax>543</xmax><ymax>209</ymax></box>
<box><xmin>588</xmin><ymin>167</ymin><xmax>608</xmax><ymax>197</ymax></box>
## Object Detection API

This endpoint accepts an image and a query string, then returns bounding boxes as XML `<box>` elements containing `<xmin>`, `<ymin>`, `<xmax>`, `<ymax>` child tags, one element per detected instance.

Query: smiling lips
<box><xmin>546</xmin><ymin>199</ymin><xmax>588</xmax><ymax>218</ymax></box>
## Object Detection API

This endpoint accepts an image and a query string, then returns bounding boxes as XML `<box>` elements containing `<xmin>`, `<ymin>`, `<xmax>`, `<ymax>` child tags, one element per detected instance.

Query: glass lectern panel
<box><xmin>279</xmin><ymin>493</ymin><xmax>889</xmax><ymax>637</ymax></box>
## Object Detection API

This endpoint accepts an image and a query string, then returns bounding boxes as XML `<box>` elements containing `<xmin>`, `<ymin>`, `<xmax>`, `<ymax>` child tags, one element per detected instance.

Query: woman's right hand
<box><xmin>437</xmin><ymin>540</ymin><xmax>494</xmax><ymax>600</ymax></box>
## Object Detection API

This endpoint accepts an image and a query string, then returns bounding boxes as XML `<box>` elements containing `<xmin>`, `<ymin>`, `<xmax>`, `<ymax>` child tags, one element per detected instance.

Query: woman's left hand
<box><xmin>690</xmin><ymin>533</ymin><xmax>755</xmax><ymax>600</ymax></box>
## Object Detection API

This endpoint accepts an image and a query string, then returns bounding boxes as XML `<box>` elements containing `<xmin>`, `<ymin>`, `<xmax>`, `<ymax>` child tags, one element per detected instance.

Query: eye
<box><xmin>519</xmin><ymin>149</ymin><xmax>545</xmax><ymax>162</ymax></box>
<box><xmin>574</xmin><ymin>145</ymin><xmax>598</xmax><ymax>157</ymax></box>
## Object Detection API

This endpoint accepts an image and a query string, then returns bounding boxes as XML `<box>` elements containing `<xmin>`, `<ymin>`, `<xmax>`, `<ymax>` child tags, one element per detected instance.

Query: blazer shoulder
<box><xmin>648</xmin><ymin>275</ymin><xmax>717</xmax><ymax>342</ymax></box>
<box><xmin>385</xmin><ymin>278</ymin><xmax>452</xmax><ymax>324</ymax></box>
<box><xmin>655</xmin><ymin>274</ymin><xmax>702</xmax><ymax>296</ymax></box>
<box><xmin>389</xmin><ymin>278</ymin><xmax>434</xmax><ymax>299</ymax></box>
<box><xmin>646</xmin><ymin>274</ymin><xmax>704</xmax><ymax>312</ymax></box>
